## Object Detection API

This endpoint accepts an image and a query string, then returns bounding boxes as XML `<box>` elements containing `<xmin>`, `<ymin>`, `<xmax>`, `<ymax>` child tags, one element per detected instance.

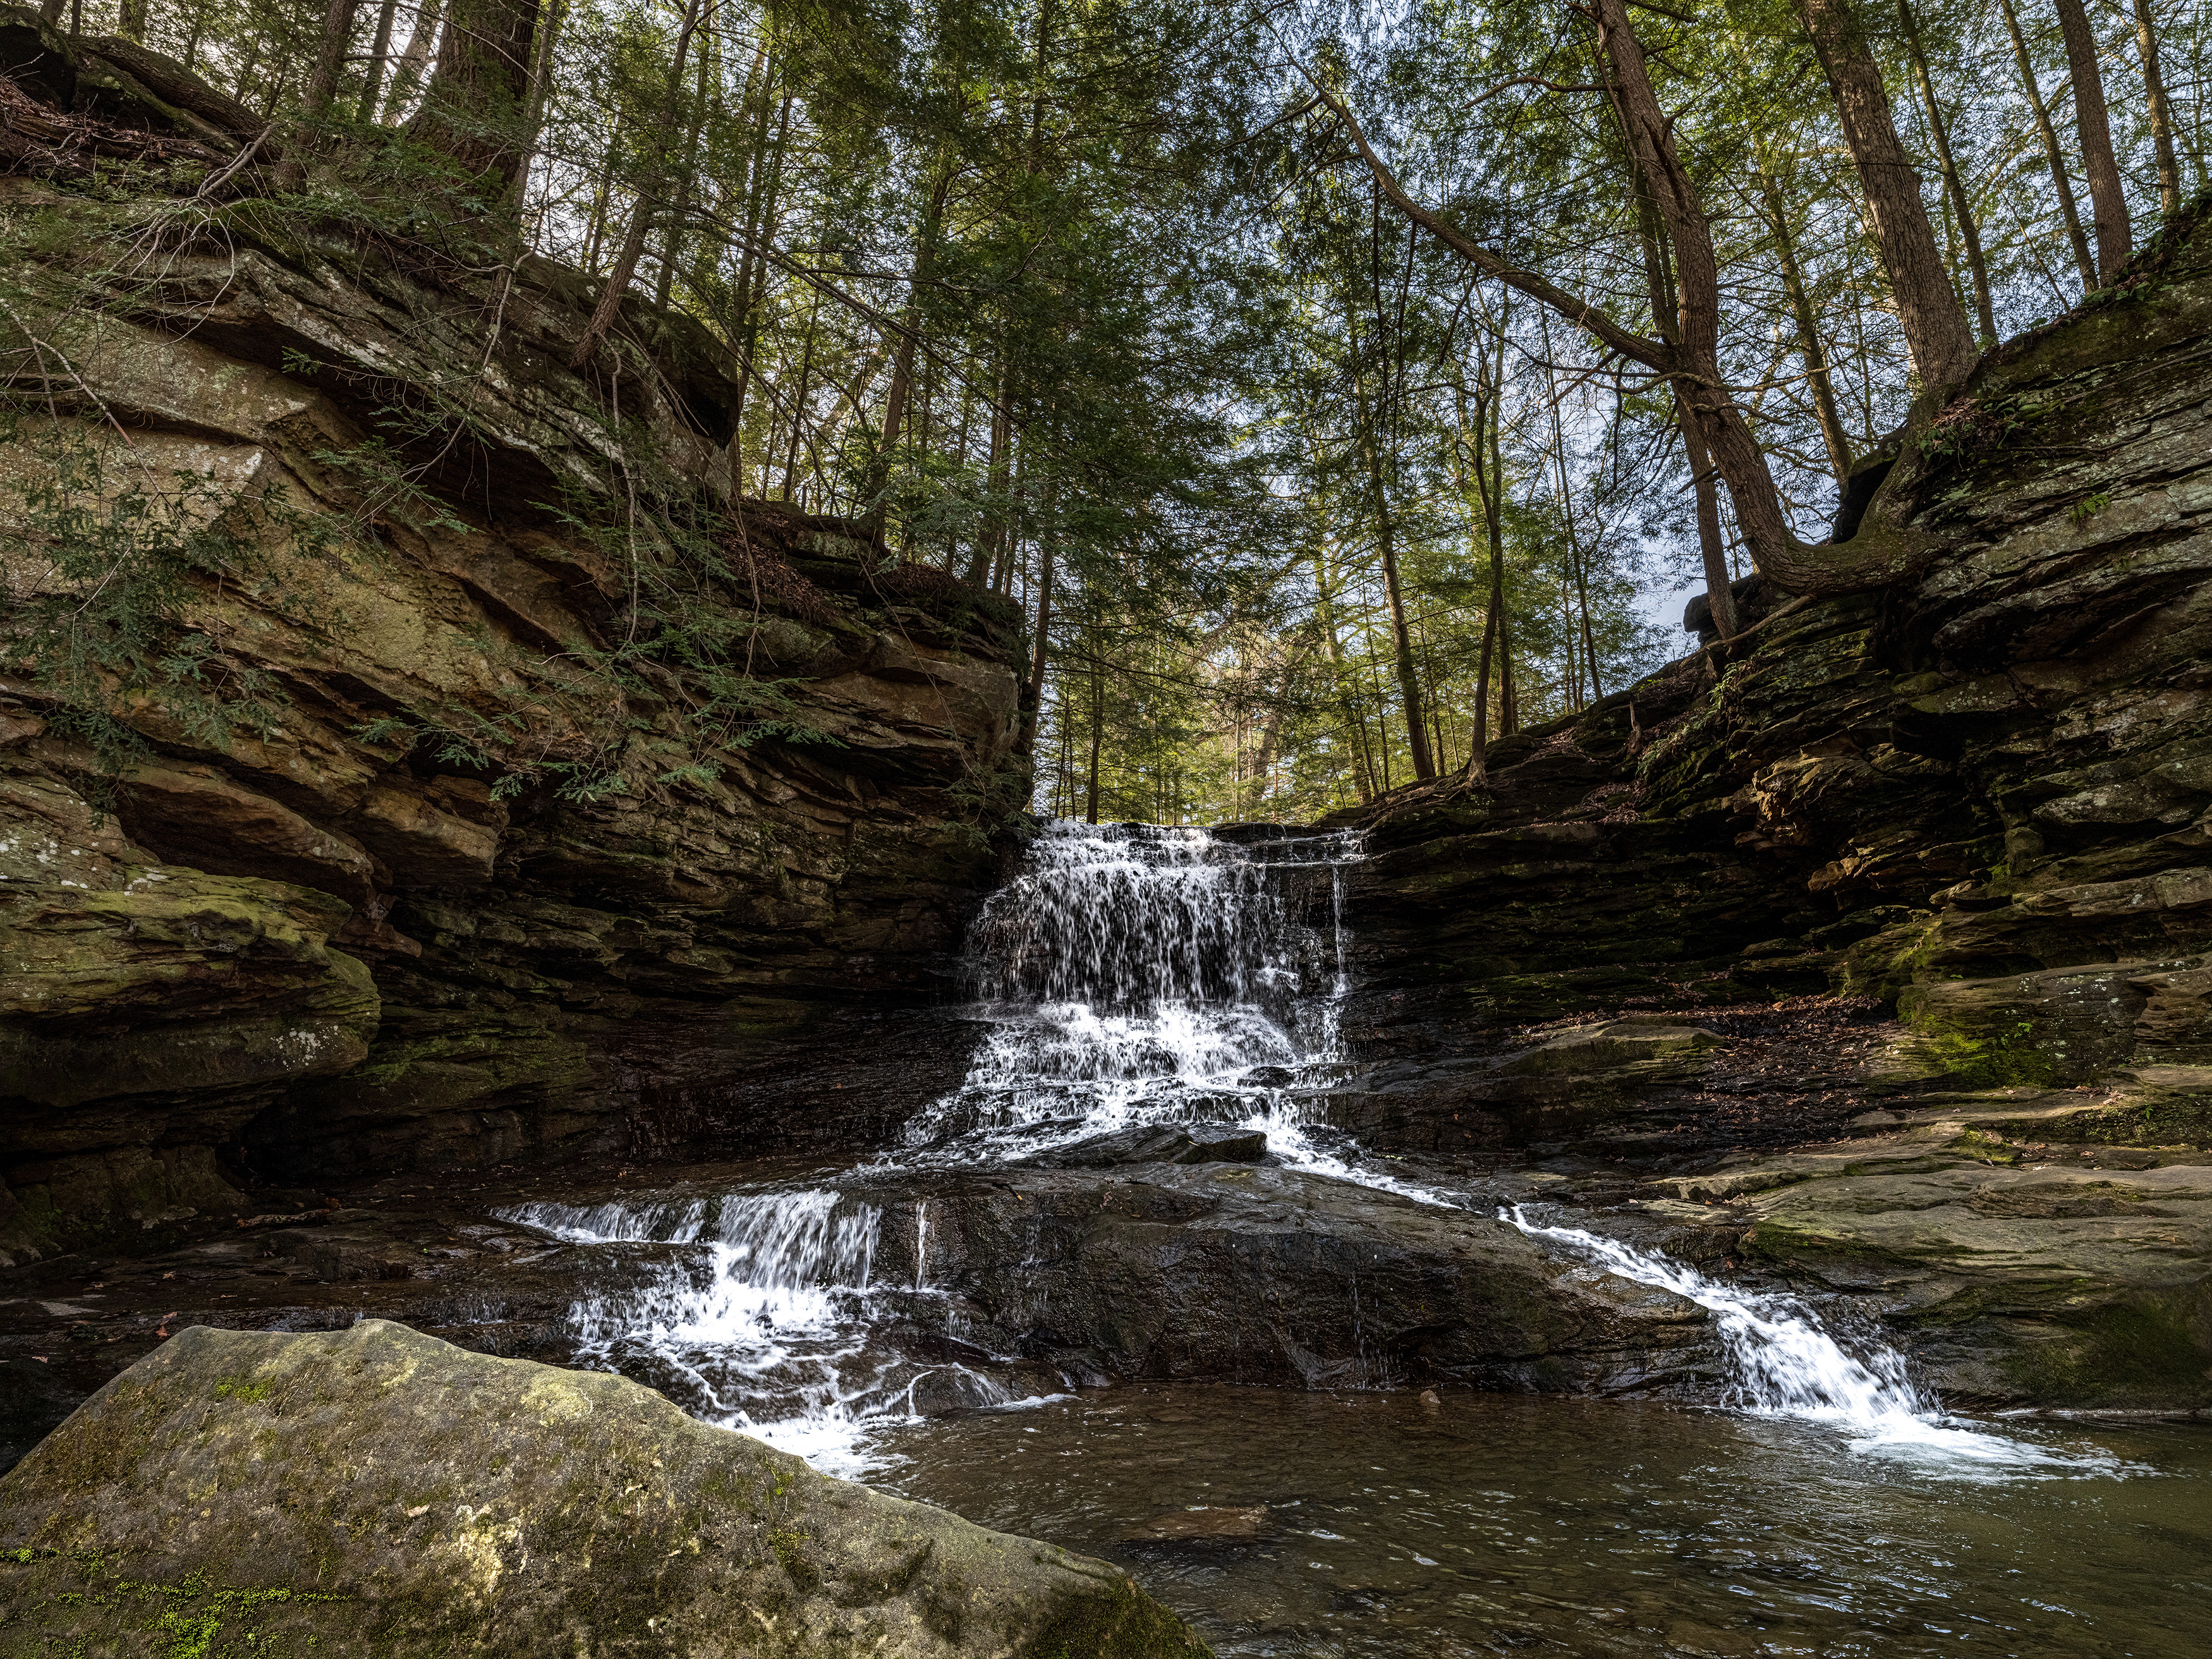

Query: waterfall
<box><xmin>497</xmin><ymin>816</ymin><xmax>2087</xmax><ymax>1475</ymax></box>
<box><xmin>498</xmin><ymin>820</ymin><xmax>1363</xmax><ymax>1469</ymax></box>
<box><xmin>901</xmin><ymin>820</ymin><xmax>1364</xmax><ymax>1157</ymax></box>
<box><xmin>1504</xmin><ymin>1208</ymin><xmax>2115</xmax><ymax>1469</ymax></box>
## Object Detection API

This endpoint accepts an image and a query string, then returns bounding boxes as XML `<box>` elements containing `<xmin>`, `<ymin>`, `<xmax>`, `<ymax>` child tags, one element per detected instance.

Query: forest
<box><xmin>14</xmin><ymin>0</ymin><xmax>2199</xmax><ymax>822</ymax></box>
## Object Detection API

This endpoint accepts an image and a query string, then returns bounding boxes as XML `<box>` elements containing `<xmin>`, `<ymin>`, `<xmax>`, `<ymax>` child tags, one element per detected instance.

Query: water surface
<box><xmin>872</xmin><ymin>1388</ymin><xmax>2211</xmax><ymax>1658</ymax></box>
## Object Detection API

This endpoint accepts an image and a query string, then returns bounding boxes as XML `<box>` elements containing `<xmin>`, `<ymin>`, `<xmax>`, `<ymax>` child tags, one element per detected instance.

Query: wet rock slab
<box><xmin>1016</xmin><ymin>1125</ymin><xmax>1273</xmax><ymax>1169</ymax></box>
<box><xmin>0</xmin><ymin>1320</ymin><xmax>1210</xmax><ymax>1658</ymax></box>
<box><xmin>1595</xmin><ymin>1133</ymin><xmax>2212</xmax><ymax>1408</ymax></box>
<box><xmin>880</xmin><ymin>1163</ymin><xmax>1713</xmax><ymax>1395</ymax></box>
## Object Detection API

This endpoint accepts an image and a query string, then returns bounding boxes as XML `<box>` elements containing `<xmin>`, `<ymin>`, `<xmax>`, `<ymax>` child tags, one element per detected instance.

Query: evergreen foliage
<box><xmin>4</xmin><ymin>0</ymin><xmax>2198</xmax><ymax>822</ymax></box>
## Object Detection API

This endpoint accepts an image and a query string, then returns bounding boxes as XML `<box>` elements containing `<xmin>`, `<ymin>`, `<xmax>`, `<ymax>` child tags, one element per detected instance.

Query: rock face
<box><xmin>1567</xmin><ymin>1132</ymin><xmax>2212</xmax><ymax>1409</ymax></box>
<box><xmin>0</xmin><ymin>1320</ymin><xmax>1208</xmax><ymax>1657</ymax></box>
<box><xmin>878</xmin><ymin>1164</ymin><xmax>1711</xmax><ymax>1395</ymax></box>
<box><xmin>0</xmin><ymin>89</ymin><xmax>1028</xmax><ymax>1263</ymax></box>
<box><xmin>1335</xmin><ymin>201</ymin><xmax>2212</xmax><ymax>1164</ymax></box>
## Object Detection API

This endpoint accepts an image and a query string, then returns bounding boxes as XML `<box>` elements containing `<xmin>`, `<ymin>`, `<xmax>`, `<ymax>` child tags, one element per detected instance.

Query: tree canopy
<box><xmin>23</xmin><ymin>0</ymin><xmax>2203</xmax><ymax>821</ymax></box>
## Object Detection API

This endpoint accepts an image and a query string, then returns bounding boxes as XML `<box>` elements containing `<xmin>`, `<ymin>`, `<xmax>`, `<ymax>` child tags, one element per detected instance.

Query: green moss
<box><xmin>1914</xmin><ymin>1019</ymin><xmax>2057</xmax><ymax>1090</ymax></box>
<box><xmin>211</xmin><ymin>1380</ymin><xmax>272</xmax><ymax>1404</ymax></box>
<box><xmin>1999</xmin><ymin>1291</ymin><xmax>2212</xmax><ymax>1407</ymax></box>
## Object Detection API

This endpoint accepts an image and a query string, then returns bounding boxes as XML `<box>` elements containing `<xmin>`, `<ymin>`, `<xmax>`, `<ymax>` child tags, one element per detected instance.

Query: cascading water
<box><xmin>499</xmin><ymin>819</ymin><xmax>1367</xmax><ymax>1472</ymax></box>
<box><xmin>498</xmin><ymin>1190</ymin><xmax>892</xmax><ymax>1466</ymax></box>
<box><xmin>499</xmin><ymin>817</ymin><xmax>2108</xmax><ymax>1478</ymax></box>
<box><xmin>899</xmin><ymin>820</ymin><xmax>1364</xmax><ymax>1158</ymax></box>
<box><xmin>1502</xmin><ymin>1207</ymin><xmax>2124</xmax><ymax>1471</ymax></box>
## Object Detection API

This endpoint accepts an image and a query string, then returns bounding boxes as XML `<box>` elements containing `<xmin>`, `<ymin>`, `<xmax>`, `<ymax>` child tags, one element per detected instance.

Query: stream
<box><xmin>494</xmin><ymin>820</ymin><xmax>2206</xmax><ymax>1654</ymax></box>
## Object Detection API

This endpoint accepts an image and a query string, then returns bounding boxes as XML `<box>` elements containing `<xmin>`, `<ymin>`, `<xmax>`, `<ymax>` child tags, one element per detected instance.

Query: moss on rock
<box><xmin>0</xmin><ymin>1321</ymin><xmax>1212</xmax><ymax>1658</ymax></box>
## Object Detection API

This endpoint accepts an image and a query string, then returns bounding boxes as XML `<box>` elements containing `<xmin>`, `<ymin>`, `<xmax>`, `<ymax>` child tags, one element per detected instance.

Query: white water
<box><xmin>1504</xmin><ymin>1206</ymin><xmax>2127</xmax><ymax>1474</ymax></box>
<box><xmin>502</xmin><ymin>818</ymin><xmax>2119</xmax><ymax>1480</ymax></box>
<box><xmin>899</xmin><ymin>820</ymin><xmax>1366</xmax><ymax>1162</ymax></box>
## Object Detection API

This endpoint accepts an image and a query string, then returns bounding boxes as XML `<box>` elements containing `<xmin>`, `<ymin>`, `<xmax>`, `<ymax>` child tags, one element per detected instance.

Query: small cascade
<box><xmin>497</xmin><ymin>1191</ymin><xmax>894</xmax><ymax>1470</ymax></box>
<box><xmin>1504</xmin><ymin>1208</ymin><xmax>2117</xmax><ymax>1470</ymax></box>
<box><xmin>901</xmin><ymin>820</ymin><xmax>1365</xmax><ymax>1157</ymax></box>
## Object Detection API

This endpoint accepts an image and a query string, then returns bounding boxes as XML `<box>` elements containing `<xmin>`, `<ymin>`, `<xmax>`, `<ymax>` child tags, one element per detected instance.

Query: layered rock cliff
<box><xmin>0</xmin><ymin>163</ymin><xmax>1028</xmax><ymax>1265</ymax></box>
<box><xmin>1323</xmin><ymin>202</ymin><xmax>2212</xmax><ymax>1407</ymax></box>
<box><xmin>1335</xmin><ymin>198</ymin><xmax>2212</xmax><ymax>1156</ymax></box>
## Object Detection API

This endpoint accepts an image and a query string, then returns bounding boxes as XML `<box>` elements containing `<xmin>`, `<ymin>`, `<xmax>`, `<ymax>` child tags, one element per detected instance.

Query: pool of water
<box><xmin>866</xmin><ymin>1388</ymin><xmax>2212</xmax><ymax>1658</ymax></box>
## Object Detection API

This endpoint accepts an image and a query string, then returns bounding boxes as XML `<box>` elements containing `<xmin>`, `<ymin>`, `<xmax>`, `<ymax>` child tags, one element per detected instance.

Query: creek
<box><xmin>490</xmin><ymin>820</ymin><xmax>2206</xmax><ymax>1652</ymax></box>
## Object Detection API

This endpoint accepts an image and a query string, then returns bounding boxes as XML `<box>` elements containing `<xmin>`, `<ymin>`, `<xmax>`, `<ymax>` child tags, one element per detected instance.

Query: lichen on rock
<box><xmin>0</xmin><ymin>1320</ymin><xmax>1212</xmax><ymax>1657</ymax></box>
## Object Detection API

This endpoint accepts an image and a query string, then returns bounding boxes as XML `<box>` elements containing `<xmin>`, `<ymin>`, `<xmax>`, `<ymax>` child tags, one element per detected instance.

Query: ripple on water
<box><xmin>869</xmin><ymin>1388</ymin><xmax>2211</xmax><ymax>1659</ymax></box>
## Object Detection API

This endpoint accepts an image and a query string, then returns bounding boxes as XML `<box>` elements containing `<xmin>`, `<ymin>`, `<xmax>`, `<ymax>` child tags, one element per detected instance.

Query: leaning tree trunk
<box><xmin>408</xmin><ymin>0</ymin><xmax>540</xmax><ymax>193</ymax></box>
<box><xmin>1592</xmin><ymin>0</ymin><xmax>1797</xmax><ymax>580</ymax></box>
<box><xmin>2130</xmin><ymin>0</ymin><xmax>2182</xmax><ymax>218</ymax></box>
<box><xmin>1796</xmin><ymin>0</ymin><xmax>1981</xmax><ymax>393</ymax></box>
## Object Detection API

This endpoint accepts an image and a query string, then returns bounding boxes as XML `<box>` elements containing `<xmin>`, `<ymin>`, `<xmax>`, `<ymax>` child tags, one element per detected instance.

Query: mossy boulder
<box><xmin>0</xmin><ymin>1320</ymin><xmax>1211</xmax><ymax>1658</ymax></box>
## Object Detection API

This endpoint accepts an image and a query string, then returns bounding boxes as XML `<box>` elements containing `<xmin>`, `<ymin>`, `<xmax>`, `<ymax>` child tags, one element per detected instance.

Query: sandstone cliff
<box><xmin>1337</xmin><ymin>198</ymin><xmax>2212</xmax><ymax>1156</ymax></box>
<box><xmin>1325</xmin><ymin>202</ymin><xmax>2212</xmax><ymax>1407</ymax></box>
<box><xmin>0</xmin><ymin>167</ymin><xmax>1028</xmax><ymax>1265</ymax></box>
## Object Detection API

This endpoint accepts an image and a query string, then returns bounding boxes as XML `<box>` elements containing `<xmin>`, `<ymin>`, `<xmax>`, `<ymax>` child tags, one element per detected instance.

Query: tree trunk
<box><xmin>569</xmin><ymin>0</ymin><xmax>704</xmax><ymax>370</ymax></box>
<box><xmin>1355</xmin><ymin>283</ymin><xmax>1433</xmax><ymax>782</ymax></box>
<box><xmin>408</xmin><ymin>0</ymin><xmax>540</xmax><ymax>191</ymax></box>
<box><xmin>653</xmin><ymin>24</ymin><xmax>713</xmax><ymax>309</ymax></box>
<box><xmin>359</xmin><ymin>0</ymin><xmax>401</xmax><ymax>121</ymax></box>
<box><xmin>571</xmin><ymin>205</ymin><xmax>652</xmax><ymax>369</ymax></box>
<box><xmin>720</xmin><ymin>46</ymin><xmax>780</xmax><ymax>433</ymax></box>
<box><xmin>1897</xmin><ymin>0</ymin><xmax>1995</xmax><ymax>344</ymax></box>
<box><xmin>866</xmin><ymin>160</ymin><xmax>955</xmax><ymax>538</ymax></box>
<box><xmin>1796</xmin><ymin>0</ymin><xmax>1980</xmax><ymax>391</ymax></box>
<box><xmin>501</xmin><ymin>0</ymin><xmax>566</xmax><ymax>223</ymax></box>
<box><xmin>277</xmin><ymin>0</ymin><xmax>360</xmax><ymax>190</ymax></box>
<box><xmin>1759</xmin><ymin>167</ymin><xmax>1854</xmax><ymax>487</ymax></box>
<box><xmin>2131</xmin><ymin>0</ymin><xmax>2182</xmax><ymax>217</ymax></box>
<box><xmin>2053</xmin><ymin>0</ymin><xmax>2133</xmax><ymax>283</ymax></box>
<box><xmin>1679</xmin><ymin>399</ymin><xmax>1735</xmax><ymax>638</ymax></box>
<box><xmin>1622</xmin><ymin>135</ymin><xmax>1739</xmax><ymax>638</ymax></box>
<box><xmin>1309</xmin><ymin>538</ymin><xmax>1373</xmax><ymax>805</ymax></box>
<box><xmin>380</xmin><ymin>0</ymin><xmax>446</xmax><ymax>123</ymax></box>
<box><xmin>1085</xmin><ymin>655</ymin><xmax>1103</xmax><ymax>823</ymax></box>
<box><xmin>117</xmin><ymin>0</ymin><xmax>145</xmax><ymax>42</ymax></box>
<box><xmin>1537</xmin><ymin>312</ymin><xmax>1609</xmax><ymax>686</ymax></box>
<box><xmin>965</xmin><ymin>349</ymin><xmax>1014</xmax><ymax>586</ymax></box>
<box><xmin>1021</xmin><ymin>529</ymin><xmax>1053</xmax><ymax>757</ymax></box>
<box><xmin>1464</xmin><ymin>367</ymin><xmax>1510</xmax><ymax>774</ymax></box>
<box><xmin>1994</xmin><ymin>0</ymin><xmax>2096</xmax><ymax>289</ymax></box>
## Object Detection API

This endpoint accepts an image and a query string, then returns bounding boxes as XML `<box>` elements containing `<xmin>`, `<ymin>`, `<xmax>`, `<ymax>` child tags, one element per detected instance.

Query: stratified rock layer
<box><xmin>0</xmin><ymin>174</ymin><xmax>1028</xmax><ymax>1265</ymax></box>
<box><xmin>0</xmin><ymin>1320</ymin><xmax>1208</xmax><ymax>1657</ymax></box>
<box><xmin>1336</xmin><ymin>202</ymin><xmax>2212</xmax><ymax>1163</ymax></box>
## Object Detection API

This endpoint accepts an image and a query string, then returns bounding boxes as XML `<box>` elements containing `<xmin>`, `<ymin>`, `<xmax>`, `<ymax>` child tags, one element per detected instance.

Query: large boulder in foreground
<box><xmin>0</xmin><ymin>1321</ymin><xmax>1208</xmax><ymax>1658</ymax></box>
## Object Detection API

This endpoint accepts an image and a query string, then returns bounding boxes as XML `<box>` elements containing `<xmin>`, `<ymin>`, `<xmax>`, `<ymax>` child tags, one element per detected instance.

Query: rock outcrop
<box><xmin>0</xmin><ymin>1320</ymin><xmax>1209</xmax><ymax>1656</ymax></box>
<box><xmin>0</xmin><ymin>54</ymin><xmax>1029</xmax><ymax>1266</ymax></box>
<box><xmin>873</xmin><ymin>1164</ymin><xmax>1713</xmax><ymax>1395</ymax></box>
<box><xmin>1334</xmin><ymin>198</ymin><xmax>2212</xmax><ymax>1167</ymax></box>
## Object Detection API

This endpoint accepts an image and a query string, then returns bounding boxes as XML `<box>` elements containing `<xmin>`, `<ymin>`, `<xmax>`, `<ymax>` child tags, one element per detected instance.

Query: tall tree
<box><xmin>2052</xmin><ymin>0</ymin><xmax>2133</xmax><ymax>283</ymax></box>
<box><xmin>1993</xmin><ymin>0</ymin><xmax>2096</xmax><ymax>291</ymax></box>
<box><xmin>409</xmin><ymin>0</ymin><xmax>541</xmax><ymax>191</ymax></box>
<box><xmin>1895</xmin><ymin>0</ymin><xmax>1994</xmax><ymax>345</ymax></box>
<box><xmin>1795</xmin><ymin>0</ymin><xmax>1980</xmax><ymax>391</ymax></box>
<box><xmin>2130</xmin><ymin>0</ymin><xmax>2183</xmax><ymax>218</ymax></box>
